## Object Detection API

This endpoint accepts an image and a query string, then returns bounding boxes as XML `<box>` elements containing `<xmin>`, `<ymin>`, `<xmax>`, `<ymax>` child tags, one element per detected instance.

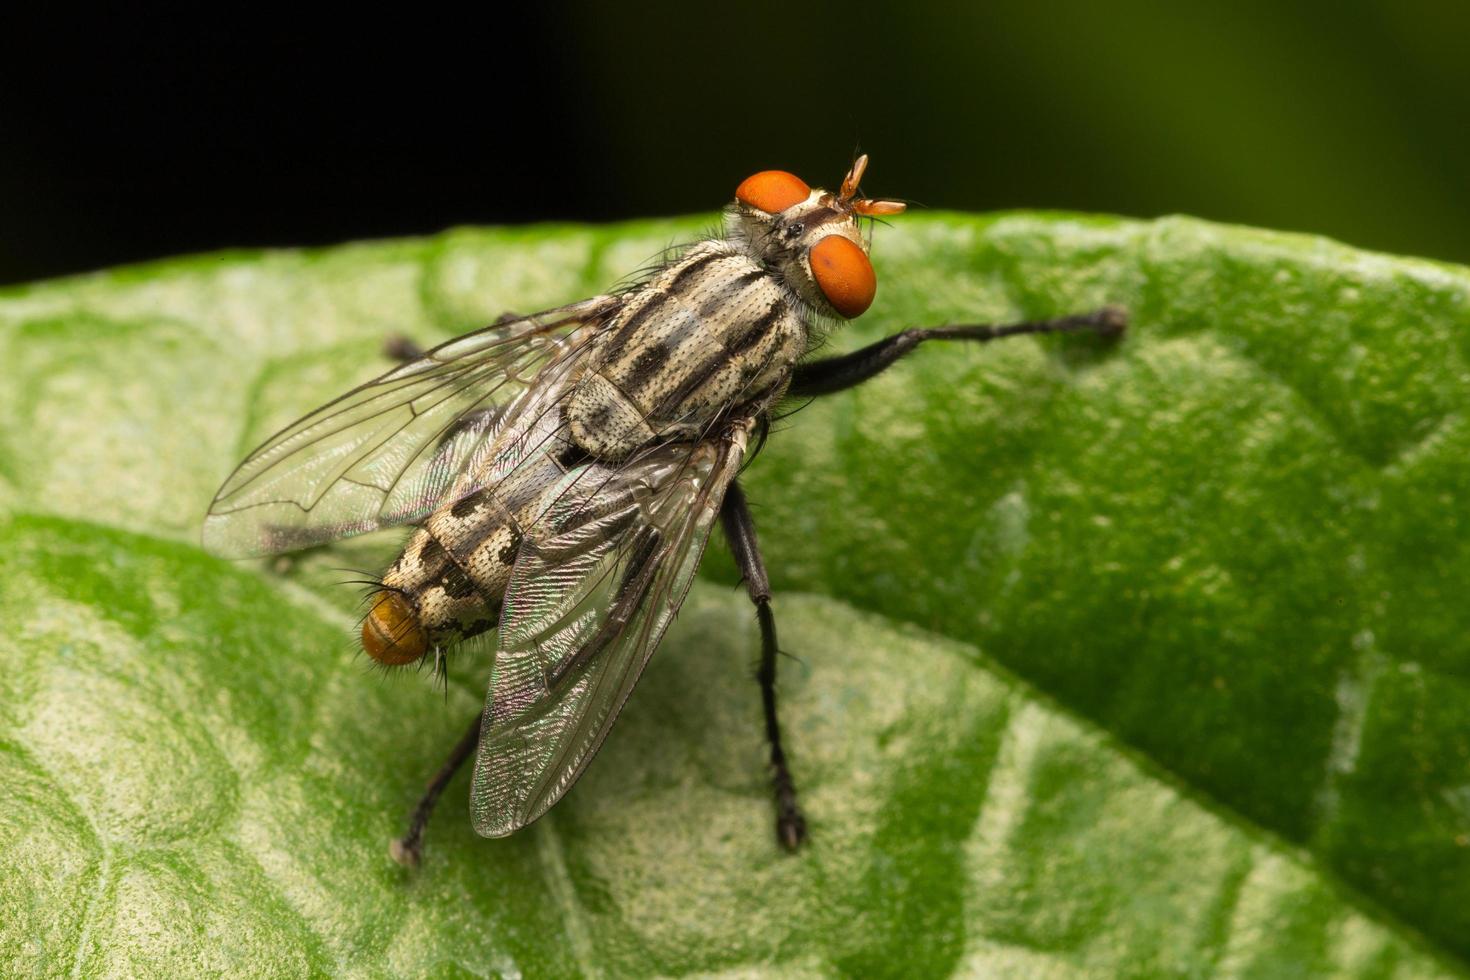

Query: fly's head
<box><xmin>731</xmin><ymin>154</ymin><xmax>906</xmax><ymax>320</ymax></box>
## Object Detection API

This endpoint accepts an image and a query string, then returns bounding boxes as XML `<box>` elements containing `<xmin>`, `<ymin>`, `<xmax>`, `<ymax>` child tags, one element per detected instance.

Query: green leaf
<box><xmin>2</xmin><ymin>213</ymin><xmax>1467</xmax><ymax>976</ymax></box>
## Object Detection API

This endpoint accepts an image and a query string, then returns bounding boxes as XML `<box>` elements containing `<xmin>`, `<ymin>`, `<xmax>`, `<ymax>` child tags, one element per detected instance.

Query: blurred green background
<box><xmin>2</xmin><ymin>2</ymin><xmax>1468</xmax><ymax>285</ymax></box>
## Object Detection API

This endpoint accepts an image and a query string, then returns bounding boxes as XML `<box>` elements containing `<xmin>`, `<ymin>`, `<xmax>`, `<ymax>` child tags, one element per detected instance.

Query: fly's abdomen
<box><xmin>362</xmin><ymin>524</ymin><xmax>506</xmax><ymax>663</ymax></box>
<box><xmin>363</xmin><ymin>445</ymin><xmax>572</xmax><ymax>662</ymax></box>
<box><xmin>567</xmin><ymin>246</ymin><xmax>805</xmax><ymax>460</ymax></box>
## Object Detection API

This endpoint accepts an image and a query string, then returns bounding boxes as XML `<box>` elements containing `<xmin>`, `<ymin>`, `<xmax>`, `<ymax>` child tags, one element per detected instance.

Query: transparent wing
<box><xmin>202</xmin><ymin>296</ymin><xmax>619</xmax><ymax>558</ymax></box>
<box><xmin>469</xmin><ymin>420</ymin><xmax>753</xmax><ymax>837</ymax></box>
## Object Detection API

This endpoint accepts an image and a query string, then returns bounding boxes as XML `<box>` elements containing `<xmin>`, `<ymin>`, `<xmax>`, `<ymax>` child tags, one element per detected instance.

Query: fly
<box><xmin>203</xmin><ymin>156</ymin><xmax>1127</xmax><ymax>865</ymax></box>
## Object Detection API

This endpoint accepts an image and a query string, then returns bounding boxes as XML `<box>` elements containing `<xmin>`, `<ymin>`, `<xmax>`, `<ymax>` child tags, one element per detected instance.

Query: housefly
<box><xmin>203</xmin><ymin>156</ymin><xmax>1126</xmax><ymax>865</ymax></box>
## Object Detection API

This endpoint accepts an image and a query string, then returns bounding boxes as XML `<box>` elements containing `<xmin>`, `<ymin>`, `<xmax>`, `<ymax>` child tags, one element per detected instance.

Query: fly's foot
<box><xmin>777</xmin><ymin>808</ymin><xmax>808</xmax><ymax>852</ymax></box>
<box><xmin>383</xmin><ymin>334</ymin><xmax>426</xmax><ymax>363</ymax></box>
<box><xmin>774</xmin><ymin>770</ymin><xmax>807</xmax><ymax>851</ymax></box>
<box><xmin>1094</xmin><ymin>304</ymin><xmax>1129</xmax><ymax>338</ymax></box>
<box><xmin>384</xmin><ymin>311</ymin><xmax>523</xmax><ymax>365</ymax></box>
<box><xmin>389</xmin><ymin>833</ymin><xmax>423</xmax><ymax>869</ymax></box>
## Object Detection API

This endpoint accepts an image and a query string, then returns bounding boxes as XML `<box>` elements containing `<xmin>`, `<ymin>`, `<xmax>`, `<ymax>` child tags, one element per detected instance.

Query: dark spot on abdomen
<box><xmin>419</xmin><ymin>534</ymin><xmax>447</xmax><ymax>566</ymax></box>
<box><xmin>450</xmin><ymin>489</ymin><xmax>487</xmax><ymax>519</ymax></box>
<box><xmin>440</xmin><ymin>563</ymin><xmax>478</xmax><ymax>600</ymax></box>
<box><xmin>499</xmin><ymin>527</ymin><xmax>523</xmax><ymax>565</ymax></box>
<box><xmin>461</xmin><ymin>617</ymin><xmax>497</xmax><ymax>639</ymax></box>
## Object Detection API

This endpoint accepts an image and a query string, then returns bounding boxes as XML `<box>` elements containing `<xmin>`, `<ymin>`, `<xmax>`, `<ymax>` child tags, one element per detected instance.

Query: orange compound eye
<box><xmin>735</xmin><ymin>170</ymin><xmax>810</xmax><ymax>214</ymax></box>
<box><xmin>810</xmin><ymin>235</ymin><xmax>876</xmax><ymax>319</ymax></box>
<box><xmin>361</xmin><ymin>590</ymin><xmax>429</xmax><ymax>666</ymax></box>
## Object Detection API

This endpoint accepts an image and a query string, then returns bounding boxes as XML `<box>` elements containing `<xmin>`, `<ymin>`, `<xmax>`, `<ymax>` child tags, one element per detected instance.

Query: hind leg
<box><xmin>720</xmin><ymin>480</ymin><xmax>806</xmax><ymax>850</ymax></box>
<box><xmin>390</xmin><ymin>712</ymin><xmax>483</xmax><ymax>867</ymax></box>
<box><xmin>383</xmin><ymin>311</ymin><xmax>527</xmax><ymax>364</ymax></box>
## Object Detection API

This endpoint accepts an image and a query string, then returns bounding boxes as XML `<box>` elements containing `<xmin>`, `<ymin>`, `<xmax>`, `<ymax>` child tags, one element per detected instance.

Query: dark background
<box><xmin>3</xmin><ymin>3</ymin><xmax>1469</xmax><ymax>286</ymax></box>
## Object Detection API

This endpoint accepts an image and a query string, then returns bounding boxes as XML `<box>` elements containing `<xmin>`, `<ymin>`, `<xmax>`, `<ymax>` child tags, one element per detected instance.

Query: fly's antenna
<box><xmin>838</xmin><ymin>153</ymin><xmax>907</xmax><ymax>218</ymax></box>
<box><xmin>838</xmin><ymin>154</ymin><xmax>869</xmax><ymax>201</ymax></box>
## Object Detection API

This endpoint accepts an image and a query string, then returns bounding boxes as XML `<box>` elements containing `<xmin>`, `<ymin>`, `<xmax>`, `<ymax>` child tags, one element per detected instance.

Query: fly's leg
<box><xmin>384</xmin><ymin>311</ymin><xmax>527</xmax><ymax>364</ymax></box>
<box><xmin>390</xmin><ymin>711</ymin><xmax>483</xmax><ymax>867</ymax></box>
<box><xmin>719</xmin><ymin>481</ymin><xmax>806</xmax><ymax>851</ymax></box>
<box><xmin>789</xmin><ymin>306</ymin><xmax>1126</xmax><ymax>397</ymax></box>
<box><xmin>383</xmin><ymin>335</ymin><xmax>427</xmax><ymax>363</ymax></box>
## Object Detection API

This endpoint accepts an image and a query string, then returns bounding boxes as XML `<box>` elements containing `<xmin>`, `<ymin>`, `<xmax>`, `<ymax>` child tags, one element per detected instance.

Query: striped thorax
<box><xmin>567</xmin><ymin>243</ymin><xmax>801</xmax><ymax>459</ymax></box>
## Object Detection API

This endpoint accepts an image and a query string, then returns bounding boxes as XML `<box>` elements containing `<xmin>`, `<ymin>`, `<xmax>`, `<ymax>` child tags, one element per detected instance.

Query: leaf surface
<box><xmin>1</xmin><ymin>213</ymin><xmax>1466</xmax><ymax>976</ymax></box>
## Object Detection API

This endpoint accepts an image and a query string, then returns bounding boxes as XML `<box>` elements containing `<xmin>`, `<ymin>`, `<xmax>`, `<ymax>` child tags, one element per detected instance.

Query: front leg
<box><xmin>790</xmin><ymin>306</ymin><xmax>1126</xmax><ymax>398</ymax></box>
<box><xmin>719</xmin><ymin>480</ymin><xmax>806</xmax><ymax>850</ymax></box>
